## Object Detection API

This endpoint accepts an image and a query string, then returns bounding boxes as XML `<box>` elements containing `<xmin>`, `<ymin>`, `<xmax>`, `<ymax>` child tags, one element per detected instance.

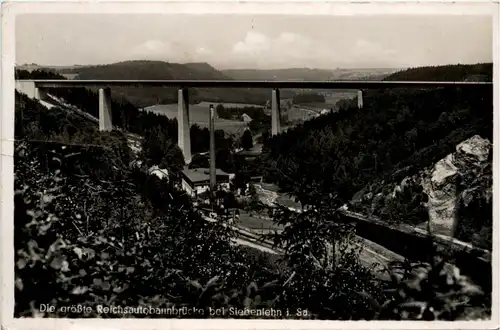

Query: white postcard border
<box><xmin>1</xmin><ymin>1</ymin><xmax>499</xmax><ymax>329</ymax></box>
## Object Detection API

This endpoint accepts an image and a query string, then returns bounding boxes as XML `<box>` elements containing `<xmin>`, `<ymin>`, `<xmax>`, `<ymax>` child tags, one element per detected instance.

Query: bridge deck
<box><xmin>18</xmin><ymin>79</ymin><xmax>493</xmax><ymax>89</ymax></box>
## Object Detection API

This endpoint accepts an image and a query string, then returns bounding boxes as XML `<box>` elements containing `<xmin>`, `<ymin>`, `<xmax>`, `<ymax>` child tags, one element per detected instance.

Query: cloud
<box><xmin>274</xmin><ymin>32</ymin><xmax>316</xmax><ymax>60</ymax></box>
<box><xmin>196</xmin><ymin>47</ymin><xmax>213</xmax><ymax>55</ymax></box>
<box><xmin>232</xmin><ymin>31</ymin><xmax>313</xmax><ymax>57</ymax></box>
<box><xmin>228</xmin><ymin>30</ymin><xmax>404</xmax><ymax>69</ymax></box>
<box><xmin>354</xmin><ymin>39</ymin><xmax>397</xmax><ymax>59</ymax></box>
<box><xmin>131</xmin><ymin>39</ymin><xmax>173</xmax><ymax>58</ymax></box>
<box><xmin>232</xmin><ymin>31</ymin><xmax>272</xmax><ymax>55</ymax></box>
<box><xmin>230</xmin><ymin>31</ymin><xmax>331</xmax><ymax>68</ymax></box>
<box><xmin>276</xmin><ymin>32</ymin><xmax>311</xmax><ymax>47</ymax></box>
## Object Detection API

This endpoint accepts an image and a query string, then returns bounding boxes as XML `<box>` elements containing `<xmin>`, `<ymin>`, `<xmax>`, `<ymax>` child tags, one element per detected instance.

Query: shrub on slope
<box><xmin>14</xmin><ymin>140</ymin><xmax>250</xmax><ymax>317</ymax></box>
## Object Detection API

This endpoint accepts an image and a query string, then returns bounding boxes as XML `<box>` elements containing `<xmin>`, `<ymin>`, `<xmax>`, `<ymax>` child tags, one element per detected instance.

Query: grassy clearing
<box><xmin>143</xmin><ymin>103</ymin><xmax>249</xmax><ymax>133</ymax></box>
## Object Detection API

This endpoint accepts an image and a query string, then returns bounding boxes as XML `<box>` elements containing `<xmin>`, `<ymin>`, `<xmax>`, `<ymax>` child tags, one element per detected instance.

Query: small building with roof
<box><xmin>180</xmin><ymin>167</ymin><xmax>232</xmax><ymax>198</ymax></box>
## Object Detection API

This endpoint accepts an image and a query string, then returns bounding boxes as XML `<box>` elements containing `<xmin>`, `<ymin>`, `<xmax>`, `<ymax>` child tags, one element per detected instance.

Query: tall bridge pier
<box><xmin>98</xmin><ymin>88</ymin><xmax>113</xmax><ymax>132</ymax></box>
<box><xmin>177</xmin><ymin>88</ymin><xmax>191</xmax><ymax>164</ymax></box>
<box><xmin>271</xmin><ymin>88</ymin><xmax>281</xmax><ymax>136</ymax></box>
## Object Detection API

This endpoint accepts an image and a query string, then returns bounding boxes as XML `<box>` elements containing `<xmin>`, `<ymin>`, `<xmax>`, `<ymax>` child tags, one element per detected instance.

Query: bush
<box><xmin>240</xmin><ymin>130</ymin><xmax>254</xmax><ymax>150</ymax></box>
<box><xmin>264</xmin><ymin>204</ymin><xmax>385</xmax><ymax>320</ymax></box>
<box><xmin>14</xmin><ymin>140</ymin><xmax>270</xmax><ymax>317</ymax></box>
<box><xmin>140</xmin><ymin>126</ymin><xmax>185</xmax><ymax>174</ymax></box>
<box><xmin>372</xmin><ymin>255</ymin><xmax>490</xmax><ymax>320</ymax></box>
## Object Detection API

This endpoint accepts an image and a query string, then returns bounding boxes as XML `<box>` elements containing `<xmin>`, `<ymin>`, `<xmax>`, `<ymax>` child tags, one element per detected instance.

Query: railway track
<box><xmin>202</xmin><ymin>215</ymin><xmax>400</xmax><ymax>280</ymax></box>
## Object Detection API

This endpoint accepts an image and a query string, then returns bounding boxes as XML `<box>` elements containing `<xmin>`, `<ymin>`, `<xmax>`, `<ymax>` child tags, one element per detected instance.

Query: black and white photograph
<box><xmin>1</xmin><ymin>1</ymin><xmax>498</xmax><ymax>327</ymax></box>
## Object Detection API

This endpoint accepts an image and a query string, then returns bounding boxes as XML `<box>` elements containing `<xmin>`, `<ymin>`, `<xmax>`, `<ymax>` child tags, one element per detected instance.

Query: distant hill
<box><xmin>46</xmin><ymin>61</ymin><xmax>275</xmax><ymax>107</ymax></box>
<box><xmin>383</xmin><ymin>63</ymin><xmax>493</xmax><ymax>82</ymax></box>
<box><xmin>183</xmin><ymin>62</ymin><xmax>228</xmax><ymax>76</ymax></box>
<box><xmin>68</xmin><ymin>60</ymin><xmax>229</xmax><ymax>80</ymax></box>
<box><xmin>222</xmin><ymin>68</ymin><xmax>400</xmax><ymax>81</ymax></box>
<box><xmin>16</xmin><ymin>64</ymin><xmax>91</xmax><ymax>72</ymax></box>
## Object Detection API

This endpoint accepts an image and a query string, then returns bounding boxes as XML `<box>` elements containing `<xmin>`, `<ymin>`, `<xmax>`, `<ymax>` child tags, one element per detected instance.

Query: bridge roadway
<box><xmin>20</xmin><ymin>79</ymin><xmax>493</xmax><ymax>89</ymax></box>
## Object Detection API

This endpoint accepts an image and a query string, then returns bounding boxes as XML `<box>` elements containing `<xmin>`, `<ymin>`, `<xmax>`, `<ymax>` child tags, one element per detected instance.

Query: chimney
<box><xmin>209</xmin><ymin>104</ymin><xmax>216</xmax><ymax>197</ymax></box>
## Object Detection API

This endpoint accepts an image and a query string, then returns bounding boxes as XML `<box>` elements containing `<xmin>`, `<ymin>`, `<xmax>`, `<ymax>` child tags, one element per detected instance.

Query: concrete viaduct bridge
<box><xmin>15</xmin><ymin>79</ymin><xmax>492</xmax><ymax>163</ymax></box>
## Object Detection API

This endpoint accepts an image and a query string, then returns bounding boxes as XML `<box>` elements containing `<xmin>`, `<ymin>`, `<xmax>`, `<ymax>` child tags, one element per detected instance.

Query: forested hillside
<box><xmin>383</xmin><ymin>63</ymin><xmax>493</xmax><ymax>82</ymax></box>
<box><xmin>261</xmin><ymin>63</ymin><xmax>492</xmax><ymax>231</ymax></box>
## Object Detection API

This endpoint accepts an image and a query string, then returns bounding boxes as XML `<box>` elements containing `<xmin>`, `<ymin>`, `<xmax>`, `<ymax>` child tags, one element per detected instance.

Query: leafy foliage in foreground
<box><xmin>14</xmin><ymin>140</ymin><xmax>267</xmax><ymax>318</ymax></box>
<box><xmin>14</xmin><ymin>63</ymin><xmax>491</xmax><ymax>319</ymax></box>
<box><xmin>264</xmin><ymin>203</ymin><xmax>384</xmax><ymax>320</ymax></box>
<box><xmin>372</xmin><ymin>255</ymin><xmax>490</xmax><ymax>320</ymax></box>
<box><xmin>14</xmin><ymin>138</ymin><xmax>387</xmax><ymax>319</ymax></box>
<box><xmin>455</xmin><ymin>157</ymin><xmax>493</xmax><ymax>250</ymax></box>
<box><xmin>15</xmin><ymin>141</ymin><xmax>489</xmax><ymax>319</ymax></box>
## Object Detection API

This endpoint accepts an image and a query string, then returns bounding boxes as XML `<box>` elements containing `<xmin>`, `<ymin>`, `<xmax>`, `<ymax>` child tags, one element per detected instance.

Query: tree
<box><xmin>141</xmin><ymin>126</ymin><xmax>185</xmax><ymax>173</ymax></box>
<box><xmin>216</xmin><ymin>104</ymin><xmax>227</xmax><ymax>119</ymax></box>
<box><xmin>215</xmin><ymin>148</ymin><xmax>234</xmax><ymax>173</ymax></box>
<box><xmin>189</xmin><ymin>153</ymin><xmax>210</xmax><ymax>169</ymax></box>
<box><xmin>222</xmin><ymin>191</ymin><xmax>238</xmax><ymax>209</ymax></box>
<box><xmin>263</xmin><ymin>198</ymin><xmax>384</xmax><ymax>319</ymax></box>
<box><xmin>241</xmin><ymin>130</ymin><xmax>254</xmax><ymax>150</ymax></box>
<box><xmin>159</xmin><ymin>143</ymin><xmax>185</xmax><ymax>174</ymax></box>
<box><xmin>293</xmin><ymin>93</ymin><xmax>326</xmax><ymax>104</ymax></box>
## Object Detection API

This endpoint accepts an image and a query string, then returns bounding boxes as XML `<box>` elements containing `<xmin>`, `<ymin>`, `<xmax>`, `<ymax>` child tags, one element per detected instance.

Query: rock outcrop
<box><xmin>350</xmin><ymin>135</ymin><xmax>492</xmax><ymax>242</ymax></box>
<box><xmin>422</xmin><ymin>135</ymin><xmax>491</xmax><ymax>237</ymax></box>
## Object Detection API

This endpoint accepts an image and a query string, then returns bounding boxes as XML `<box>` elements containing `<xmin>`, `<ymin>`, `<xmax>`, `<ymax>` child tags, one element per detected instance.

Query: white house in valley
<box><xmin>180</xmin><ymin>167</ymin><xmax>232</xmax><ymax>198</ymax></box>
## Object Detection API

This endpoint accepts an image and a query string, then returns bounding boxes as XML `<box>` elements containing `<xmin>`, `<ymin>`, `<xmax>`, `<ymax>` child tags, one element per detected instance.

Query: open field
<box><xmin>286</xmin><ymin>106</ymin><xmax>322</xmax><ymax>122</ymax></box>
<box><xmin>324</xmin><ymin>91</ymin><xmax>358</xmax><ymax>105</ymax></box>
<box><xmin>142</xmin><ymin>89</ymin><xmax>358</xmax><ymax>133</ymax></box>
<box><xmin>143</xmin><ymin>103</ymin><xmax>249</xmax><ymax>133</ymax></box>
<box><xmin>236</xmin><ymin>212</ymin><xmax>282</xmax><ymax>233</ymax></box>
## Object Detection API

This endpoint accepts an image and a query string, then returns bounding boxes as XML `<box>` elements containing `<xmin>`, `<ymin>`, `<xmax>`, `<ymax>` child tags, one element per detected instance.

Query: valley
<box><xmin>12</xmin><ymin>61</ymin><xmax>493</xmax><ymax>321</ymax></box>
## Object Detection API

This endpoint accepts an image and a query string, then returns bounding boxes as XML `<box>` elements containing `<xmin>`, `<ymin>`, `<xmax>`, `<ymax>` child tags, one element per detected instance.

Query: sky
<box><xmin>16</xmin><ymin>14</ymin><xmax>493</xmax><ymax>70</ymax></box>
